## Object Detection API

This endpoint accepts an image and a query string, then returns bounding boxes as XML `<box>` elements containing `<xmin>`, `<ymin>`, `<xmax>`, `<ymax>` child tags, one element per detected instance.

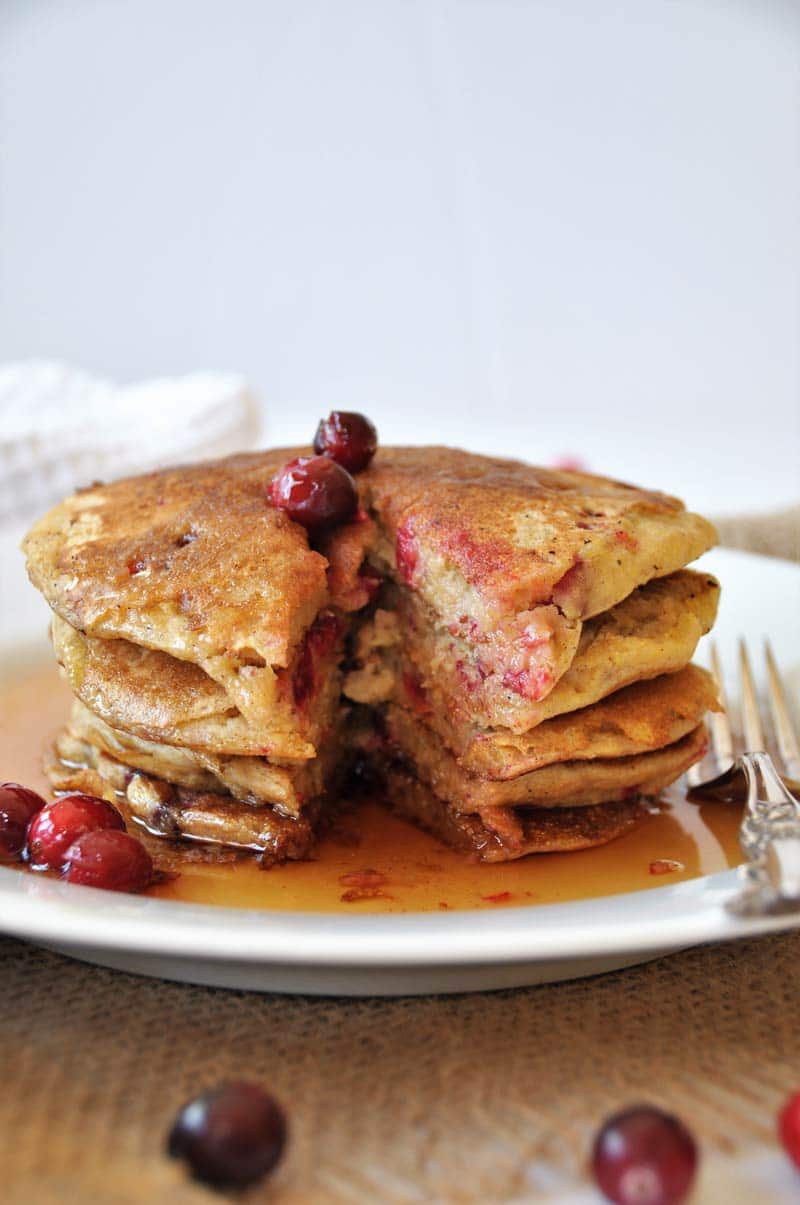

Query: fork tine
<box><xmin>687</xmin><ymin>640</ymin><xmax>735</xmax><ymax>785</ymax></box>
<box><xmin>739</xmin><ymin>639</ymin><xmax>765</xmax><ymax>752</ymax></box>
<box><xmin>708</xmin><ymin>640</ymin><xmax>735</xmax><ymax>765</ymax></box>
<box><xmin>764</xmin><ymin>639</ymin><xmax>800</xmax><ymax>779</ymax></box>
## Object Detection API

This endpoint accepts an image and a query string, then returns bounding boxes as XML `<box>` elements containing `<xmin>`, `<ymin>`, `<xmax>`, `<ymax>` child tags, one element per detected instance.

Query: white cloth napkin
<box><xmin>0</xmin><ymin>361</ymin><xmax>262</xmax><ymax>525</ymax></box>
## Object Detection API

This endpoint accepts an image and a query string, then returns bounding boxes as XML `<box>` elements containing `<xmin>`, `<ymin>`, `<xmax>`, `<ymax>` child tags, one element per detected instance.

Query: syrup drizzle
<box><xmin>0</xmin><ymin>662</ymin><xmax>744</xmax><ymax>913</ymax></box>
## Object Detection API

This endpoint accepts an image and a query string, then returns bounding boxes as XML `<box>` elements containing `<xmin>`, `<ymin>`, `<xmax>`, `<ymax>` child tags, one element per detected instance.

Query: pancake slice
<box><xmin>362</xmin><ymin>447</ymin><xmax>716</xmax><ymax>711</ymax></box>
<box><xmin>48</xmin><ymin>732</ymin><xmax>318</xmax><ymax>866</ymax></box>
<box><xmin>384</xmin><ymin>666</ymin><xmax>718</xmax><ymax>811</ymax></box>
<box><xmin>381</xmin><ymin>764</ymin><xmax>647</xmax><ymax>861</ymax></box>
<box><xmin>377</xmin><ymin>722</ymin><xmax>708</xmax><ymax>814</ymax></box>
<box><xmin>51</xmin><ymin>613</ymin><xmax>345</xmax><ymax>763</ymax></box>
<box><xmin>344</xmin><ymin>570</ymin><xmax>719</xmax><ymax>750</ymax></box>
<box><xmin>62</xmin><ymin>698</ymin><xmax>344</xmax><ymax>816</ymax></box>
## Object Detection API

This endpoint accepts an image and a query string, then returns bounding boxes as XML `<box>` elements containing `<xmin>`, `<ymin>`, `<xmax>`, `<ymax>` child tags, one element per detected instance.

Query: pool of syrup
<box><xmin>0</xmin><ymin>661</ymin><xmax>744</xmax><ymax>913</ymax></box>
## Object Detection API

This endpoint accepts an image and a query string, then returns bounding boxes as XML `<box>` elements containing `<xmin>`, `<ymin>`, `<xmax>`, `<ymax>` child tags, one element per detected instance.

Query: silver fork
<box><xmin>687</xmin><ymin>639</ymin><xmax>800</xmax><ymax>916</ymax></box>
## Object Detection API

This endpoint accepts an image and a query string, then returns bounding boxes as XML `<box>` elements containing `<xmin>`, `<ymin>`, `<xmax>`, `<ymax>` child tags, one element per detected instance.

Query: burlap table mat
<box><xmin>3</xmin><ymin>508</ymin><xmax>799</xmax><ymax>1204</ymax></box>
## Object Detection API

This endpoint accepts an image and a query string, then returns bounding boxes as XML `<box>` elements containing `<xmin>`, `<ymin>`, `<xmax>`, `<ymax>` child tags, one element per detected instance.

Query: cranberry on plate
<box><xmin>591</xmin><ymin>1104</ymin><xmax>698</xmax><ymax>1205</ymax></box>
<box><xmin>26</xmin><ymin>793</ymin><xmax>125</xmax><ymax>871</ymax></box>
<box><xmin>63</xmin><ymin>828</ymin><xmax>153</xmax><ymax>893</ymax></box>
<box><xmin>168</xmin><ymin>1081</ymin><xmax>287</xmax><ymax>1189</ymax></box>
<box><xmin>313</xmin><ymin>410</ymin><xmax>378</xmax><ymax>473</ymax></box>
<box><xmin>269</xmin><ymin>455</ymin><xmax>357</xmax><ymax>532</ymax></box>
<box><xmin>779</xmin><ymin>1090</ymin><xmax>800</xmax><ymax>1170</ymax></box>
<box><xmin>0</xmin><ymin>782</ymin><xmax>46</xmax><ymax>861</ymax></box>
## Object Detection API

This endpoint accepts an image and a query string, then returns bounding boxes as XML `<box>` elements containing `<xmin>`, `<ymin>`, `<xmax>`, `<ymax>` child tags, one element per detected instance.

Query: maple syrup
<box><xmin>0</xmin><ymin>660</ymin><xmax>744</xmax><ymax>913</ymax></box>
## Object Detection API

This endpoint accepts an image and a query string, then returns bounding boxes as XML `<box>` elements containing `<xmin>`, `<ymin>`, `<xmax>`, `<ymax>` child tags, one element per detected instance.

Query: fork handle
<box><xmin>740</xmin><ymin>751</ymin><xmax>800</xmax><ymax>902</ymax></box>
<box><xmin>765</xmin><ymin>839</ymin><xmax>800</xmax><ymax>899</ymax></box>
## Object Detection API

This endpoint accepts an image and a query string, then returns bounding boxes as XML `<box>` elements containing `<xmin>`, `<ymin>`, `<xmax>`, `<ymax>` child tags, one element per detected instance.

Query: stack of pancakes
<box><xmin>23</xmin><ymin>447</ymin><xmax>719</xmax><ymax>864</ymax></box>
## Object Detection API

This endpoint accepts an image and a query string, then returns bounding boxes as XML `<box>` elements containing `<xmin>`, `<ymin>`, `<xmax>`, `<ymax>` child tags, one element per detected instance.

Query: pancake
<box><xmin>62</xmin><ymin>699</ymin><xmax>344</xmax><ymax>816</ymax></box>
<box><xmin>384</xmin><ymin>666</ymin><xmax>717</xmax><ymax>811</ymax></box>
<box><xmin>47</xmin><ymin>734</ymin><xmax>317</xmax><ymax>866</ymax></box>
<box><xmin>377</xmin><ymin>722</ymin><xmax>708</xmax><ymax>813</ymax></box>
<box><xmin>25</xmin><ymin>447</ymin><xmax>716</xmax><ymax>733</ymax></box>
<box><xmin>362</xmin><ymin>447</ymin><xmax>716</xmax><ymax>709</ymax></box>
<box><xmin>51</xmin><ymin>613</ymin><xmax>343</xmax><ymax>762</ymax></box>
<box><xmin>344</xmin><ymin>570</ymin><xmax>720</xmax><ymax>748</ymax></box>
<box><xmin>25</xmin><ymin>449</ymin><xmax>376</xmax><ymax>760</ymax></box>
<box><xmin>381</xmin><ymin>764</ymin><xmax>647</xmax><ymax>861</ymax></box>
<box><xmin>26</xmin><ymin>444</ymin><xmax>719</xmax><ymax>864</ymax></box>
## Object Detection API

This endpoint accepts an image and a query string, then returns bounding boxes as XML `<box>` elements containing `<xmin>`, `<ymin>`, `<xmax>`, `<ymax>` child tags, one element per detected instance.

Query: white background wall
<box><xmin>1</xmin><ymin>0</ymin><xmax>798</xmax><ymax>515</ymax></box>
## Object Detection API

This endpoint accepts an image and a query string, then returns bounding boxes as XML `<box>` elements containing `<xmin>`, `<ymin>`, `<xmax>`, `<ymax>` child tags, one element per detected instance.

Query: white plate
<box><xmin>1</xmin><ymin>548</ymin><xmax>799</xmax><ymax>996</ymax></box>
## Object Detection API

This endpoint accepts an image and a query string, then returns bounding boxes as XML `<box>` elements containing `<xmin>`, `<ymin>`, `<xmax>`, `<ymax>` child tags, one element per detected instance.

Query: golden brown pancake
<box><xmin>380</xmin><ymin>721</ymin><xmax>708</xmax><ymax>813</ymax></box>
<box><xmin>361</xmin><ymin>447</ymin><xmax>716</xmax><ymax>713</ymax></box>
<box><xmin>25</xmin><ymin>450</ymin><xmax>377</xmax><ymax>760</ymax></box>
<box><xmin>26</xmin><ymin>444</ymin><xmax>718</xmax><ymax>863</ymax></box>
<box><xmin>62</xmin><ymin>699</ymin><xmax>343</xmax><ymax>816</ymax></box>
<box><xmin>51</xmin><ymin>614</ymin><xmax>343</xmax><ymax>763</ymax></box>
<box><xmin>381</xmin><ymin>764</ymin><xmax>647</xmax><ymax>861</ymax></box>
<box><xmin>25</xmin><ymin>447</ymin><xmax>716</xmax><ymax>733</ymax></box>
<box><xmin>385</xmin><ymin>666</ymin><xmax>717</xmax><ymax>809</ymax></box>
<box><xmin>48</xmin><ymin>731</ymin><xmax>317</xmax><ymax>866</ymax></box>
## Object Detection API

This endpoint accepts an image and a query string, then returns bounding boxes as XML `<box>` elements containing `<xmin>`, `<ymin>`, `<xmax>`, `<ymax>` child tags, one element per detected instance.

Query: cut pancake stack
<box><xmin>23</xmin><ymin>446</ymin><xmax>719</xmax><ymax>865</ymax></box>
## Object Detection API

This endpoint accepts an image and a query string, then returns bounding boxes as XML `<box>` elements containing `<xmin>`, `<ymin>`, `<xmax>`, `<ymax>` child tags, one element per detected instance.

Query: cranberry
<box><xmin>591</xmin><ymin>1105</ymin><xmax>698</xmax><ymax>1205</ymax></box>
<box><xmin>63</xmin><ymin>828</ymin><xmax>153</xmax><ymax>892</ymax></box>
<box><xmin>0</xmin><ymin>783</ymin><xmax>46</xmax><ymax>861</ymax></box>
<box><xmin>26</xmin><ymin>793</ymin><xmax>125</xmax><ymax>871</ymax></box>
<box><xmin>357</xmin><ymin>564</ymin><xmax>384</xmax><ymax>604</ymax></box>
<box><xmin>395</xmin><ymin>520</ymin><xmax>420</xmax><ymax>586</ymax></box>
<box><xmin>168</xmin><ymin>1081</ymin><xmax>287</xmax><ymax>1190</ymax></box>
<box><xmin>269</xmin><ymin>455</ymin><xmax>357</xmax><ymax>532</ymax></box>
<box><xmin>293</xmin><ymin>610</ymin><xmax>342</xmax><ymax>706</ymax></box>
<box><xmin>779</xmin><ymin>1091</ymin><xmax>800</xmax><ymax>1170</ymax></box>
<box><xmin>313</xmin><ymin>410</ymin><xmax>378</xmax><ymax>472</ymax></box>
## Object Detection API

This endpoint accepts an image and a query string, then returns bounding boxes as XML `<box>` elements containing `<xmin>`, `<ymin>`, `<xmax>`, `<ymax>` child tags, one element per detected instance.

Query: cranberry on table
<box><xmin>270</xmin><ymin>455</ymin><xmax>357</xmax><ymax>532</ymax></box>
<box><xmin>0</xmin><ymin>783</ymin><xmax>46</xmax><ymax>861</ymax></box>
<box><xmin>591</xmin><ymin>1104</ymin><xmax>698</xmax><ymax>1205</ymax></box>
<box><xmin>26</xmin><ymin>793</ymin><xmax>125</xmax><ymax>871</ymax></box>
<box><xmin>168</xmin><ymin>1081</ymin><xmax>287</xmax><ymax>1190</ymax></box>
<box><xmin>313</xmin><ymin>410</ymin><xmax>378</xmax><ymax>473</ymax></box>
<box><xmin>779</xmin><ymin>1090</ymin><xmax>800</xmax><ymax>1170</ymax></box>
<box><xmin>63</xmin><ymin>828</ymin><xmax>153</xmax><ymax>893</ymax></box>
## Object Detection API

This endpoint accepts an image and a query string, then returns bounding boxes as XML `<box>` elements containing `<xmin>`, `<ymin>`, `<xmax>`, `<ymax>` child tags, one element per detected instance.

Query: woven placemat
<box><xmin>2</xmin><ymin>931</ymin><xmax>799</xmax><ymax>1204</ymax></box>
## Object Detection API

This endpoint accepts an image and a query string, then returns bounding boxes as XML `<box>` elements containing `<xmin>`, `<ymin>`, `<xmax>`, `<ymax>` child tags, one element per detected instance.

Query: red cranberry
<box><xmin>779</xmin><ymin>1091</ymin><xmax>800</xmax><ymax>1170</ymax></box>
<box><xmin>592</xmin><ymin>1105</ymin><xmax>698</xmax><ymax>1205</ymax></box>
<box><xmin>0</xmin><ymin>783</ymin><xmax>46</xmax><ymax>861</ymax></box>
<box><xmin>63</xmin><ymin>828</ymin><xmax>153</xmax><ymax>892</ymax></box>
<box><xmin>293</xmin><ymin>610</ymin><xmax>342</xmax><ymax>706</ymax></box>
<box><xmin>395</xmin><ymin>520</ymin><xmax>420</xmax><ymax>586</ymax></box>
<box><xmin>357</xmin><ymin>564</ymin><xmax>384</xmax><ymax>604</ymax></box>
<box><xmin>26</xmin><ymin>793</ymin><xmax>125</xmax><ymax>871</ymax></box>
<box><xmin>168</xmin><ymin>1081</ymin><xmax>287</xmax><ymax>1190</ymax></box>
<box><xmin>313</xmin><ymin>410</ymin><xmax>378</xmax><ymax>472</ymax></box>
<box><xmin>269</xmin><ymin>455</ymin><xmax>357</xmax><ymax>532</ymax></box>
